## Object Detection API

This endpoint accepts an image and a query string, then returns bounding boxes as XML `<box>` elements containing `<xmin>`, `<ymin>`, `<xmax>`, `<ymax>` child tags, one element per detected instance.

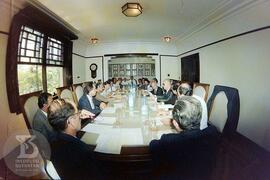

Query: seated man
<box><xmin>78</xmin><ymin>82</ymin><xmax>106</xmax><ymax>115</ymax></box>
<box><xmin>95</xmin><ymin>83</ymin><xmax>109</xmax><ymax>103</ymax></box>
<box><xmin>150</xmin><ymin>78</ymin><xmax>163</xmax><ymax>96</ymax></box>
<box><xmin>157</xmin><ymin>79</ymin><xmax>174</xmax><ymax>104</ymax></box>
<box><xmin>177</xmin><ymin>82</ymin><xmax>193</xmax><ymax>98</ymax></box>
<box><xmin>32</xmin><ymin>92</ymin><xmax>54</xmax><ymax>141</ymax></box>
<box><xmin>48</xmin><ymin>99</ymin><xmax>97</xmax><ymax>179</ymax></box>
<box><xmin>150</xmin><ymin>96</ymin><xmax>220</xmax><ymax>179</ymax></box>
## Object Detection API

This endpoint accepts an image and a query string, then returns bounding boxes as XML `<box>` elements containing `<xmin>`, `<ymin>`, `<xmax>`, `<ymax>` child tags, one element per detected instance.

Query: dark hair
<box><xmin>172</xmin><ymin>96</ymin><xmax>202</xmax><ymax>130</ymax></box>
<box><xmin>144</xmin><ymin>79</ymin><xmax>150</xmax><ymax>84</ymax></box>
<box><xmin>178</xmin><ymin>83</ymin><xmax>193</xmax><ymax>96</ymax></box>
<box><xmin>38</xmin><ymin>92</ymin><xmax>52</xmax><ymax>109</ymax></box>
<box><xmin>152</xmin><ymin>78</ymin><xmax>158</xmax><ymax>83</ymax></box>
<box><xmin>95</xmin><ymin>82</ymin><xmax>102</xmax><ymax>89</ymax></box>
<box><xmin>48</xmin><ymin>99</ymin><xmax>76</xmax><ymax>132</ymax></box>
<box><xmin>84</xmin><ymin>82</ymin><xmax>95</xmax><ymax>94</ymax></box>
<box><xmin>172</xmin><ymin>84</ymin><xmax>179</xmax><ymax>91</ymax></box>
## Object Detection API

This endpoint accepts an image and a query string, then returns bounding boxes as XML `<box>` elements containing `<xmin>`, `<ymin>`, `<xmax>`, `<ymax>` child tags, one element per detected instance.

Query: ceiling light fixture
<box><xmin>163</xmin><ymin>36</ymin><xmax>172</xmax><ymax>42</ymax></box>
<box><xmin>122</xmin><ymin>2</ymin><xmax>143</xmax><ymax>17</ymax></box>
<box><xmin>90</xmin><ymin>37</ymin><xmax>98</xmax><ymax>44</ymax></box>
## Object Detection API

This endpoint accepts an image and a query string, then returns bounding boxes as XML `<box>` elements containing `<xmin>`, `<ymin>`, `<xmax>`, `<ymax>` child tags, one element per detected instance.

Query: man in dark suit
<box><xmin>32</xmin><ymin>92</ymin><xmax>54</xmax><ymax>141</ymax></box>
<box><xmin>78</xmin><ymin>82</ymin><xmax>107</xmax><ymax>115</ymax></box>
<box><xmin>157</xmin><ymin>79</ymin><xmax>174</xmax><ymax>104</ymax></box>
<box><xmin>150</xmin><ymin>78</ymin><xmax>163</xmax><ymax>96</ymax></box>
<box><xmin>150</xmin><ymin>96</ymin><xmax>220</xmax><ymax>179</ymax></box>
<box><xmin>48</xmin><ymin>99</ymin><xmax>97</xmax><ymax>179</ymax></box>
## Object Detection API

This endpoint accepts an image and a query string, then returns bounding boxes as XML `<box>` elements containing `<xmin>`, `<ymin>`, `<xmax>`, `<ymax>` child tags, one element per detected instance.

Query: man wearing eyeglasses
<box><xmin>48</xmin><ymin>99</ymin><xmax>98</xmax><ymax>179</ymax></box>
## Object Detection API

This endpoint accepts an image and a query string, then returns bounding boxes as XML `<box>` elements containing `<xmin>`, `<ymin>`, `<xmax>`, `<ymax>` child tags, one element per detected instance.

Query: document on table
<box><xmin>101</xmin><ymin>107</ymin><xmax>116</xmax><ymax>114</ymax></box>
<box><xmin>95</xmin><ymin>129</ymin><xmax>122</xmax><ymax>154</ymax></box>
<box><xmin>81</xmin><ymin>124</ymin><xmax>113</xmax><ymax>134</ymax></box>
<box><xmin>94</xmin><ymin>128</ymin><xmax>144</xmax><ymax>154</ymax></box>
<box><xmin>94</xmin><ymin>116</ymin><xmax>116</xmax><ymax>125</ymax></box>
<box><xmin>158</xmin><ymin>104</ymin><xmax>174</xmax><ymax>110</ymax></box>
<box><xmin>120</xmin><ymin>128</ymin><xmax>143</xmax><ymax>145</ymax></box>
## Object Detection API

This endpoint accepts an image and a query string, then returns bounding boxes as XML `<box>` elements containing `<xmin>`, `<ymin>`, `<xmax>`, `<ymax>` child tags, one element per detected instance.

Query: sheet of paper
<box><xmin>120</xmin><ymin>128</ymin><xmax>144</xmax><ymax>146</ymax></box>
<box><xmin>102</xmin><ymin>107</ymin><xmax>116</xmax><ymax>114</ymax></box>
<box><xmin>94</xmin><ymin>131</ymin><xmax>122</xmax><ymax>154</ymax></box>
<box><xmin>94</xmin><ymin>128</ymin><xmax>144</xmax><ymax>154</ymax></box>
<box><xmin>81</xmin><ymin>124</ymin><xmax>113</xmax><ymax>134</ymax></box>
<box><xmin>94</xmin><ymin>116</ymin><xmax>116</xmax><ymax>125</ymax></box>
<box><xmin>158</xmin><ymin>104</ymin><xmax>174</xmax><ymax>110</ymax></box>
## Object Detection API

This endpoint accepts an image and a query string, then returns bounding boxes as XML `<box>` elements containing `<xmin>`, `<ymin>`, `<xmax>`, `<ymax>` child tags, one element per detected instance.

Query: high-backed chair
<box><xmin>207</xmin><ymin>85</ymin><xmax>240</xmax><ymax>137</ymax></box>
<box><xmin>44</xmin><ymin>160</ymin><xmax>61</xmax><ymax>180</ymax></box>
<box><xmin>56</xmin><ymin>86</ymin><xmax>75</xmax><ymax>103</ymax></box>
<box><xmin>19</xmin><ymin>91</ymin><xmax>42</xmax><ymax>129</ymax></box>
<box><xmin>72</xmin><ymin>83</ymin><xmax>83</xmax><ymax>104</ymax></box>
<box><xmin>193</xmin><ymin>82</ymin><xmax>210</xmax><ymax>101</ymax></box>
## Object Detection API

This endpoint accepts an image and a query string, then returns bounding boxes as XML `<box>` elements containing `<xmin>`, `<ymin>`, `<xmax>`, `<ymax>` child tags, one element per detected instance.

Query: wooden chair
<box><xmin>72</xmin><ymin>83</ymin><xmax>83</xmax><ymax>104</ymax></box>
<box><xmin>19</xmin><ymin>91</ymin><xmax>42</xmax><ymax>129</ymax></box>
<box><xmin>193</xmin><ymin>82</ymin><xmax>210</xmax><ymax>101</ymax></box>
<box><xmin>56</xmin><ymin>86</ymin><xmax>76</xmax><ymax>104</ymax></box>
<box><xmin>207</xmin><ymin>85</ymin><xmax>240</xmax><ymax>137</ymax></box>
<box><xmin>44</xmin><ymin>159</ymin><xmax>61</xmax><ymax>180</ymax></box>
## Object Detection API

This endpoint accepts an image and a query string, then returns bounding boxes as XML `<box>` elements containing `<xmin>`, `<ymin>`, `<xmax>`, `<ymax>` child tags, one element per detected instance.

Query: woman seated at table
<box><xmin>48</xmin><ymin>99</ymin><xmax>98</xmax><ymax>179</ymax></box>
<box><xmin>78</xmin><ymin>82</ymin><xmax>107</xmax><ymax>115</ymax></box>
<box><xmin>149</xmin><ymin>96</ymin><xmax>220</xmax><ymax>179</ymax></box>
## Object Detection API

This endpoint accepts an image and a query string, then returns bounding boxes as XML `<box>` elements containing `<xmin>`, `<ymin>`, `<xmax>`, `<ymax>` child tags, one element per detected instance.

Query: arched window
<box><xmin>6</xmin><ymin>6</ymin><xmax>77</xmax><ymax>113</ymax></box>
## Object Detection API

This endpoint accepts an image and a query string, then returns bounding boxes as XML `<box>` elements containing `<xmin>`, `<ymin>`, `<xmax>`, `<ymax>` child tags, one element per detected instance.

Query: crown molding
<box><xmin>175</xmin><ymin>0</ymin><xmax>265</xmax><ymax>43</ymax></box>
<box><xmin>26</xmin><ymin>0</ymin><xmax>79</xmax><ymax>35</ymax></box>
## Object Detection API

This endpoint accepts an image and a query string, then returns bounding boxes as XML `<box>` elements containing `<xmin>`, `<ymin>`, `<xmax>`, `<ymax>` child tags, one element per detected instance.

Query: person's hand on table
<box><xmin>100</xmin><ymin>102</ymin><xmax>107</xmax><ymax>110</ymax></box>
<box><xmin>79</xmin><ymin>109</ymin><xmax>95</xmax><ymax>119</ymax></box>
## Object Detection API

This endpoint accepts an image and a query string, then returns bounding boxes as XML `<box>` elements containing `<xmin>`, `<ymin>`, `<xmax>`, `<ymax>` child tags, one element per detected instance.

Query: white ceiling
<box><xmin>30</xmin><ymin>0</ymin><xmax>251</xmax><ymax>43</ymax></box>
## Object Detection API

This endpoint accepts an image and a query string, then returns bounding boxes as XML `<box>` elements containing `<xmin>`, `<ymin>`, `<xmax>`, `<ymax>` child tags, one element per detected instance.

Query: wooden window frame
<box><xmin>6</xmin><ymin>6</ymin><xmax>78</xmax><ymax>114</ymax></box>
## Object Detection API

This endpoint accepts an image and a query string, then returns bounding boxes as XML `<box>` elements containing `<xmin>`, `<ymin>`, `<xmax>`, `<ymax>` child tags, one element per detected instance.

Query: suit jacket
<box><xmin>149</xmin><ymin>125</ymin><xmax>220</xmax><ymax>179</ymax></box>
<box><xmin>157</xmin><ymin>89</ymin><xmax>174</xmax><ymax>104</ymax></box>
<box><xmin>151</xmin><ymin>86</ymin><xmax>163</xmax><ymax>96</ymax></box>
<box><xmin>50</xmin><ymin>132</ymin><xmax>97</xmax><ymax>179</ymax></box>
<box><xmin>78</xmin><ymin>94</ymin><xmax>102</xmax><ymax>115</ymax></box>
<box><xmin>32</xmin><ymin>109</ymin><xmax>54</xmax><ymax>141</ymax></box>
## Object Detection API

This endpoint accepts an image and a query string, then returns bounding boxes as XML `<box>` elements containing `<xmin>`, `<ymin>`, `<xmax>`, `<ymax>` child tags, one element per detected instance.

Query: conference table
<box><xmin>80</xmin><ymin>89</ymin><xmax>176</xmax><ymax>155</ymax></box>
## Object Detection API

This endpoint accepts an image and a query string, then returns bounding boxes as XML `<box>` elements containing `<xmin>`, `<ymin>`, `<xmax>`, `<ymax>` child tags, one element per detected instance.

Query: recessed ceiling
<box><xmin>30</xmin><ymin>0</ymin><xmax>248</xmax><ymax>43</ymax></box>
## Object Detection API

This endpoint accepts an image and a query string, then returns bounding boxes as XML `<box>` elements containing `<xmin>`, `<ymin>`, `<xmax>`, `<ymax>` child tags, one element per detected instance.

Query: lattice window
<box><xmin>18</xmin><ymin>26</ymin><xmax>44</xmax><ymax>64</ymax></box>
<box><xmin>46</xmin><ymin>37</ymin><xmax>64</xmax><ymax>65</ymax></box>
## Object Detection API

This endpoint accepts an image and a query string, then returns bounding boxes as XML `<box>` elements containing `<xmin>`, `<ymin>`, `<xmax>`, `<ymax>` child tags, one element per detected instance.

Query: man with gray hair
<box><xmin>150</xmin><ymin>96</ymin><xmax>220</xmax><ymax>179</ymax></box>
<box><xmin>157</xmin><ymin>79</ymin><xmax>174</xmax><ymax>104</ymax></box>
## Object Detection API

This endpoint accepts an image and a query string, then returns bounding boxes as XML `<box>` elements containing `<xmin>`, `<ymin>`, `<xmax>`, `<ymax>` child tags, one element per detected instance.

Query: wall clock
<box><xmin>89</xmin><ymin>63</ymin><xmax>98</xmax><ymax>78</ymax></box>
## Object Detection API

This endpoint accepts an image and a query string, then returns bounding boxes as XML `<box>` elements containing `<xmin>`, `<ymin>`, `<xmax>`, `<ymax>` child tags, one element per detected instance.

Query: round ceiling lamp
<box><xmin>90</xmin><ymin>37</ymin><xmax>98</xmax><ymax>44</ymax></box>
<box><xmin>163</xmin><ymin>36</ymin><xmax>172</xmax><ymax>42</ymax></box>
<box><xmin>122</xmin><ymin>2</ymin><xmax>143</xmax><ymax>17</ymax></box>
